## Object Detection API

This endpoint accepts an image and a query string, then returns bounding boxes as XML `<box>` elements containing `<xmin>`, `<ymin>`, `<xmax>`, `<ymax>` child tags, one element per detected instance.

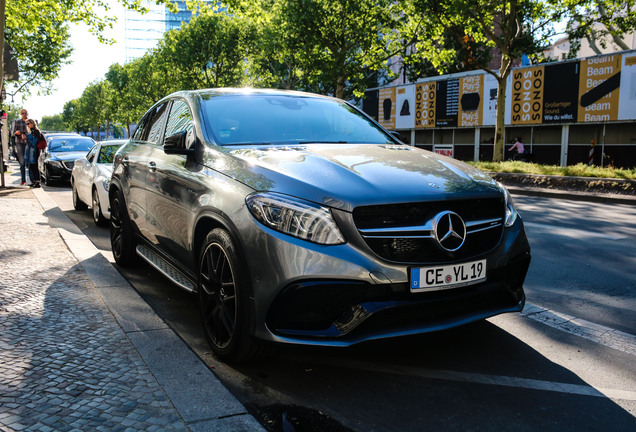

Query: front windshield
<box><xmin>202</xmin><ymin>94</ymin><xmax>394</xmax><ymax>146</ymax></box>
<box><xmin>49</xmin><ymin>138</ymin><xmax>95</xmax><ymax>152</ymax></box>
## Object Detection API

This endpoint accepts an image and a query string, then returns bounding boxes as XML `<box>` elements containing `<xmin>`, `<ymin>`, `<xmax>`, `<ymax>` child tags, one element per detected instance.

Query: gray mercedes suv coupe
<box><xmin>109</xmin><ymin>88</ymin><xmax>531</xmax><ymax>362</ymax></box>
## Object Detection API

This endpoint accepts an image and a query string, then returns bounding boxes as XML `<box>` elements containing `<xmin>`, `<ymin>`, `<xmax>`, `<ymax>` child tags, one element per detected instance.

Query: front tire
<box><xmin>92</xmin><ymin>187</ymin><xmax>107</xmax><ymax>226</ymax></box>
<box><xmin>110</xmin><ymin>188</ymin><xmax>139</xmax><ymax>266</ymax></box>
<box><xmin>198</xmin><ymin>228</ymin><xmax>259</xmax><ymax>363</ymax></box>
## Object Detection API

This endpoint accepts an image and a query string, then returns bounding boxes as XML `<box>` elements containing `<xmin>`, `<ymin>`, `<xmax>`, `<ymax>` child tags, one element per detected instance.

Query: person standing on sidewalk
<box><xmin>12</xmin><ymin>108</ymin><xmax>29</xmax><ymax>185</ymax></box>
<box><xmin>24</xmin><ymin>119</ymin><xmax>43</xmax><ymax>188</ymax></box>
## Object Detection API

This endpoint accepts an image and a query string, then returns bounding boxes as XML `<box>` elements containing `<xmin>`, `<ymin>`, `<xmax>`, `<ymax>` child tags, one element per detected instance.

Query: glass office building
<box><xmin>125</xmin><ymin>1</ymin><xmax>217</xmax><ymax>61</ymax></box>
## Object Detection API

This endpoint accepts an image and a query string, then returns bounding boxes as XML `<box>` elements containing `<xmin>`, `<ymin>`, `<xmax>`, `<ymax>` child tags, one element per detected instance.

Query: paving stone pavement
<box><xmin>0</xmin><ymin>192</ymin><xmax>191</xmax><ymax>431</ymax></box>
<box><xmin>0</xmin><ymin>162</ymin><xmax>265</xmax><ymax>432</ymax></box>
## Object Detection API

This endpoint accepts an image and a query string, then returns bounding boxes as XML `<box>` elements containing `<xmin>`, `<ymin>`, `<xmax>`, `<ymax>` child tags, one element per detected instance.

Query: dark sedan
<box><xmin>39</xmin><ymin>136</ymin><xmax>96</xmax><ymax>185</ymax></box>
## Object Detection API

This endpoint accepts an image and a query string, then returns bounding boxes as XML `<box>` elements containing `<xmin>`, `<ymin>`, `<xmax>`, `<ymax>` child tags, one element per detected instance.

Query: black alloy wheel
<box><xmin>198</xmin><ymin>228</ymin><xmax>259</xmax><ymax>363</ymax></box>
<box><xmin>109</xmin><ymin>188</ymin><xmax>138</xmax><ymax>266</ymax></box>
<box><xmin>92</xmin><ymin>188</ymin><xmax>107</xmax><ymax>226</ymax></box>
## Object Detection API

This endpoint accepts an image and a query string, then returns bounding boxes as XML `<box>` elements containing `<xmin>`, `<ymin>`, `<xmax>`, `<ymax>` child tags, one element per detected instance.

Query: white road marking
<box><xmin>522</xmin><ymin>303</ymin><xmax>636</xmax><ymax>356</ymax></box>
<box><xmin>522</xmin><ymin>221</ymin><xmax>627</xmax><ymax>241</ymax></box>
<box><xmin>306</xmin><ymin>357</ymin><xmax>636</xmax><ymax>401</ymax></box>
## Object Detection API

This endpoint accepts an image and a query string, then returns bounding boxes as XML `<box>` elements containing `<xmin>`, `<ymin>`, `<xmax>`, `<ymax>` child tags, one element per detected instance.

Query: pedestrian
<box><xmin>12</xmin><ymin>108</ymin><xmax>29</xmax><ymax>185</ymax></box>
<box><xmin>24</xmin><ymin>119</ymin><xmax>44</xmax><ymax>188</ymax></box>
<box><xmin>508</xmin><ymin>136</ymin><xmax>525</xmax><ymax>160</ymax></box>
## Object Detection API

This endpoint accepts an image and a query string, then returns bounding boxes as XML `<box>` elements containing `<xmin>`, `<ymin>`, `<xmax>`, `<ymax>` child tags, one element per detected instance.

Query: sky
<box><xmin>19</xmin><ymin>1</ymin><xmax>128</xmax><ymax>122</ymax></box>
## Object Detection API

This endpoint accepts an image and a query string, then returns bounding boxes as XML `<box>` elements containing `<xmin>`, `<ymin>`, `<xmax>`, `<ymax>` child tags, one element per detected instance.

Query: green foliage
<box><xmin>39</xmin><ymin>114</ymin><xmax>66</xmax><ymax>132</ymax></box>
<box><xmin>468</xmin><ymin>161</ymin><xmax>636</xmax><ymax>180</ymax></box>
<box><xmin>562</xmin><ymin>0</ymin><xmax>636</xmax><ymax>56</ymax></box>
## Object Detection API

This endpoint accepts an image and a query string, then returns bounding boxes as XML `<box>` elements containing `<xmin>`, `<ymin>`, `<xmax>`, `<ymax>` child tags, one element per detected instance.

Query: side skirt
<box><xmin>136</xmin><ymin>244</ymin><xmax>197</xmax><ymax>292</ymax></box>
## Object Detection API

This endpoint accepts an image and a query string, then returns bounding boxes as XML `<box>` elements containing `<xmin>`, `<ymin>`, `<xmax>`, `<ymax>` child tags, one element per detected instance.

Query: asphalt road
<box><xmin>46</xmin><ymin>185</ymin><xmax>636</xmax><ymax>432</ymax></box>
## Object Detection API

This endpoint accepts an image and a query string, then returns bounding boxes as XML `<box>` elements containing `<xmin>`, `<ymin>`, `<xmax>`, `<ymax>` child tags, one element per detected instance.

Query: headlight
<box><xmin>246</xmin><ymin>192</ymin><xmax>345</xmax><ymax>245</ymax></box>
<box><xmin>499</xmin><ymin>183</ymin><xmax>518</xmax><ymax>227</ymax></box>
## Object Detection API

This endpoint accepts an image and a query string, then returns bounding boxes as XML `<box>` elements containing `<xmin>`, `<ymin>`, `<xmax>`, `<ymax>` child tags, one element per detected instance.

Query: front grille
<box><xmin>353</xmin><ymin>197</ymin><xmax>505</xmax><ymax>263</ymax></box>
<box><xmin>62</xmin><ymin>161</ymin><xmax>75</xmax><ymax>171</ymax></box>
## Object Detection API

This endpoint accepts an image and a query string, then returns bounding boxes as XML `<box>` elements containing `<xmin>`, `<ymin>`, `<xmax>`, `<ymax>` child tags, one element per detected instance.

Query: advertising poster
<box><xmin>435</xmin><ymin>79</ymin><xmax>460</xmax><ymax>127</ymax></box>
<box><xmin>618</xmin><ymin>52</ymin><xmax>636</xmax><ymax>120</ymax></box>
<box><xmin>483</xmin><ymin>74</ymin><xmax>499</xmax><ymax>126</ymax></box>
<box><xmin>378</xmin><ymin>87</ymin><xmax>396</xmax><ymax>129</ymax></box>
<box><xmin>578</xmin><ymin>54</ymin><xmax>621</xmax><ymax>122</ymax></box>
<box><xmin>511</xmin><ymin>65</ymin><xmax>545</xmax><ymax>124</ymax></box>
<box><xmin>458</xmin><ymin>74</ymin><xmax>483</xmax><ymax>127</ymax></box>
<box><xmin>542</xmin><ymin>62</ymin><xmax>579</xmax><ymax>123</ymax></box>
<box><xmin>395</xmin><ymin>85</ymin><xmax>415</xmax><ymax>129</ymax></box>
<box><xmin>415</xmin><ymin>81</ymin><xmax>437</xmax><ymax>128</ymax></box>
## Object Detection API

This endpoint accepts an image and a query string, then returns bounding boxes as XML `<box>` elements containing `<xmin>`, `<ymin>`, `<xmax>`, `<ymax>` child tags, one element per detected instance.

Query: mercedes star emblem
<box><xmin>433</xmin><ymin>211</ymin><xmax>466</xmax><ymax>252</ymax></box>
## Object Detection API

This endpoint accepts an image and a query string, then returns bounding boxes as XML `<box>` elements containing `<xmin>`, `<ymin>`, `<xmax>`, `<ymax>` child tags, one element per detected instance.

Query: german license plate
<box><xmin>410</xmin><ymin>259</ymin><xmax>486</xmax><ymax>292</ymax></box>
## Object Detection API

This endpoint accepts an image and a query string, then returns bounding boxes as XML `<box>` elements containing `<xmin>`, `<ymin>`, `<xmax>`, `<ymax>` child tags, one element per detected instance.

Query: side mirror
<box><xmin>164</xmin><ymin>131</ymin><xmax>195</xmax><ymax>156</ymax></box>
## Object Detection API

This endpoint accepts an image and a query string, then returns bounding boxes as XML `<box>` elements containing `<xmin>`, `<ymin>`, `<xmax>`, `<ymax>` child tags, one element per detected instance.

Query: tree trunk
<box><xmin>493</xmin><ymin>57</ymin><xmax>512</xmax><ymax>162</ymax></box>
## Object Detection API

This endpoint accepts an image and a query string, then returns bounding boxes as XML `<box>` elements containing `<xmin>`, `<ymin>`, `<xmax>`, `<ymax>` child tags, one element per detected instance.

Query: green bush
<box><xmin>467</xmin><ymin>161</ymin><xmax>636</xmax><ymax>180</ymax></box>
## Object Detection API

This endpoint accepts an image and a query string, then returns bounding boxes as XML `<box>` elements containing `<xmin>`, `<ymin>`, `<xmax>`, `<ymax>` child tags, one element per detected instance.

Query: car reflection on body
<box><xmin>39</xmin><ymin>136</ymin><xmax>96</xmax><ymax>185</ymax></box>
<box><xmin>71</xmin><ymin>139</ymin><xmax>126</xmax><ymax>226</ymax></box>
<box><xmin>109</xmin><ymin>88</ymin><xmax>531</xmax><ymax>363</ymax></box>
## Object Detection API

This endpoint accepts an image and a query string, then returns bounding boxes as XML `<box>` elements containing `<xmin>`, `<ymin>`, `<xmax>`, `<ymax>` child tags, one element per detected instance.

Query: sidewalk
<box><xmin>0</xmin><ymin>162</ymin><xmax>265</xmax><ymax>431</ymax></box>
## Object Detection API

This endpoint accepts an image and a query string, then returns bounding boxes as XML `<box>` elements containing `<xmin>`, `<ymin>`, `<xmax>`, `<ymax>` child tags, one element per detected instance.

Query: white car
<box><xmin>71</xmin><ymin>140</ymin><xmax>126</xmax><ymax>226</ymax></box>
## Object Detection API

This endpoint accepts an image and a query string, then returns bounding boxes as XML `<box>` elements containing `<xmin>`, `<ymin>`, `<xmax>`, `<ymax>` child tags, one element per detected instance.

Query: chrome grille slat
<box><xmin>352</xmin><ymin>198</ymin><xmax>505</xmax><ymax>263</ymax></box>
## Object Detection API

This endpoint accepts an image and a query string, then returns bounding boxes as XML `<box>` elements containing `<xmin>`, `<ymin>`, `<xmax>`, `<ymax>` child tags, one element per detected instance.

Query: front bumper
<box><xmin>243</xmin><ymin>213</ymin><xmax>531</xmax><ymax>346</ymax></box>
<box><xmin>45</xmin><ymin>161</ymin><xmax>73</xmax><ymax>182</ymax></box>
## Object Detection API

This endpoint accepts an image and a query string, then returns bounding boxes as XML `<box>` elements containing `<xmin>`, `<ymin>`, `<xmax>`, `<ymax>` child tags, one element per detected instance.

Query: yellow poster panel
<box><xmin>414</xmin><ymin>82</ymin><xmax>436</xmax><ymax>128</ymax></box>
<box><xmin>578</xmin><ymin>54</ymin><xmax>621</xmax><ymax>122</ymax></box>
<box><xmin>378</xmin><ymin>87</ymin><xmax>396</xmax><ymax>129</ymax></box>
<box><xmin>511</xmin><ymin>66</ymin><xmax>544</xmax><ymax>124</ymax></box>
<box><xmin>458</xmin><ymin>75</ymin><xmax>483</xmax><ymax>127</ymax></box>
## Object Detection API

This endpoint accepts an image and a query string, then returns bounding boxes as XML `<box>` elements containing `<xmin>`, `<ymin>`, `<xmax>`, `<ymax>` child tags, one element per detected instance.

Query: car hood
<box><xmin>215</xmin><ymin>144</ymin><xmax>502</xmax><ymax>211</ymax></box>
<box><xmin>48</xmin><ymin>151</ymin><xmax>89</xmax><ymax>162</ymax></box>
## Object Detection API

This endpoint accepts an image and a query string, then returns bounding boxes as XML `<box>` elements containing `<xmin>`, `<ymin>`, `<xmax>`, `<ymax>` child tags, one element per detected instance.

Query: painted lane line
<box><xmin>304</xmin><ymin>358</ymin><xmax>636</xmax><ymax>402</ymax></box>
<box><xmin>522</xmin><ymin>303</ymin><xmax>636</xmax><ymax>356</ymax></box>
<box><xmin>522</xmin><ymin>221</ymin><xmax>627</xmax><ymax>241</ymax></box>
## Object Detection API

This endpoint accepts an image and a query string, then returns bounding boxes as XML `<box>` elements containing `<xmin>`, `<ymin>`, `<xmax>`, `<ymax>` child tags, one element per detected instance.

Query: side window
<box><xmin>146</xmin><ymin>103</ymin><xmax>170</xmax><ymax>144</ymax></box>
<box><xmin>165</xmin><ymin>100</ymin><xmax>194</xmax><ymax>140</ymax></box>
<box><xmin>86</xmin><ymin>145</ymin><xmax>98</xmax><ymax>163</ymax></box>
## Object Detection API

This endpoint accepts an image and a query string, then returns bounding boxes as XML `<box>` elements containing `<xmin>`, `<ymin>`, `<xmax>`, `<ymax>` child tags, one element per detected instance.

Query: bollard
<box><xmin>588</xmin><ymin>139</ymin><xmax>595</xmax><ymax>166</ymax></box>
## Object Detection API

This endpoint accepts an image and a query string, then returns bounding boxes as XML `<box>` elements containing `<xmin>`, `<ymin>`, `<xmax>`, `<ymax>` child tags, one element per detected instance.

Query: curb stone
<box><xmin>0</xmin><ymin>160</ymin><xmax>266</xmax><ymax>432</ymax></box>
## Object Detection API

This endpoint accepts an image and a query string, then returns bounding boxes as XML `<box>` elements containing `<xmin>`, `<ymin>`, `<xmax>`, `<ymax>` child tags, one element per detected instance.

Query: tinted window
<box><xmin>202</xmin><ymin>94</ymin><xmax>393</xmax><ymax>146</ymax></box>
<box><xmin>138</xmin><ymin>103</ymin><xmax>170</xmax><ymax>144</ymax></box>
<box><xmin>165</xmin><ymin>100</ymin><xmax>194</xmax><ymax>138</ymax></box>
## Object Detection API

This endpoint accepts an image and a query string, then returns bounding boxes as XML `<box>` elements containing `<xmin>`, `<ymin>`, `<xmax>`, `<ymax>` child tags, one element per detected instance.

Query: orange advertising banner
<box><xmin>458</xmin><ymin>75</ymin><xmax>483</xmax><ymax>127</ymax></box>
<box><xmin>578</xmin><ymin>54</ymin><xmax>621</xmax><ymax>122</ymax></box>
<box><xmin>414</xmin><ymin>82</ymin><xmax>437</xmax><ymax>128</ymax></box>
<box><xmin>511</xmin><ymin>66</ymin><xmax>545</xmax><ymax>124</ymax></box>
<box><xmin>378</xmin><ymin>87</ymin><xmax>396</xmax><ymax>129</ymax></box>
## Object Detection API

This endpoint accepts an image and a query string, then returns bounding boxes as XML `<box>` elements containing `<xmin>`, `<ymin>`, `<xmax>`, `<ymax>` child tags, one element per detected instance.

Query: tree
<box><xmin>155</xmin><ymin>12</ymin><xmax>252</xmax><ymax>89</ymax></box>
<box><xmin>228</xmin><ymin>0</ymin><xmax>402</xmax><ymax>99</ymax></box>
<box><xmin>1</xmin><ymin>0</ymin><xmax>173</xmax><ymax>101</ymax></box>
<box><xmin>565</xmin><ymin>0</ymin><xmax>636</xmax><ymax>55</ymax></box>
<box><xmin>403</xmin><ymin>0</ymin><xmax>568</xmax><ymax>161</ymax></box>
<box><xmin>39</xmin><ymin>114</ymin><xmax>66</xmax><ymax>132</ymax></box>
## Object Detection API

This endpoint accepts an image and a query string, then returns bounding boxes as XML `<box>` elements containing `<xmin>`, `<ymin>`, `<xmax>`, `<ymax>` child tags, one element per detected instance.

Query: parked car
<box><xmin>110</xmin><ymin>88</ymin><xmax>531</xmax><ymax>363</ymax></box>
<box><xmin>39</xmin><ymin>136</ymin><xmax>96</xmax><ymax>185</ymax></box>
<box><xmin>71</xmin><ymin>139</ymin><xmax>126</xmax><ymax>226</ymax></box>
